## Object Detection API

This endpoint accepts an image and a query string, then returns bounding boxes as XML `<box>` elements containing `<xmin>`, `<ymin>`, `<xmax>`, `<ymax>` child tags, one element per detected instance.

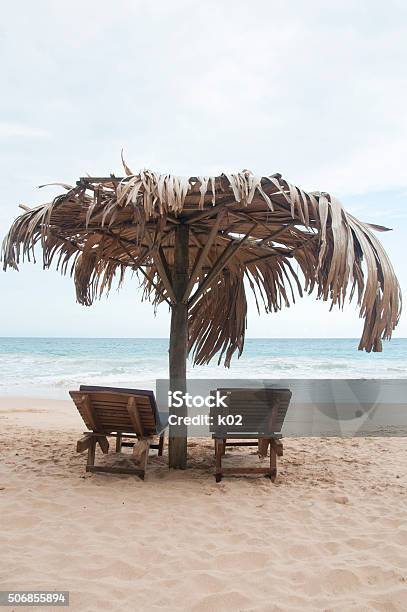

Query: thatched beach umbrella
<box><xmin>2</xmin><ymin>163</ymin><xmax>401</xmax><ymax>468</ymax></box>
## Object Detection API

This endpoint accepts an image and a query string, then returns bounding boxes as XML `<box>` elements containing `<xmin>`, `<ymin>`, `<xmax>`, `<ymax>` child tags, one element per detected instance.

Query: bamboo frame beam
<box><xmin>112</xmin><ymin>235</ymin><xmax>155</xmax><ymax>269</ymax></box>
<box><xmin>185</xmin><ymin>198</ymin><xmax>236</xmax><ymax>224</ymax></box>
<box><xmin>182</xmin><ymin>210</ymin><xmax>225</xmax><ymax>302</ymax></box>
<box><xmin>154</xmin><ymin>246</ymin><xmax>176</xmax><ymax>303</ymax></box>
<box><xmin>188</xmin><ymin>229</ymin><xmax>214</xmax><ymax>269</ymax></box>
<box><xmin>144</xmin><ymin>230</ymin><xmax>177</xmax><ymax>304</ymax></box>
<box><xmin>136</xmin><ymin>266</ymin><xmax>171</xmax><ymax>307</ymax></box>
<box><xmin>246</xmin><ymin>232</ymin><xmax>318</xmax><ymax>264</ymax></box>
<box><xmin>78</xmin><ymin>177</ymin><xmax>123</xmax><ymax>184</ymax></box>
<box><xmin>188</xmin><ymin>224</ymin><xmax>257</xmax><ymax>308</ymax></box>
<box><xmin>90</xmin><ymin>229</ymin><xmax>173</xmax><ymax>306</ymax></box>
<box><xmin>258</xmin><ymin>225</ymin><xmax>290</xmax><ymax>247</ymax></box>
<box><xmin>48</xmin><ymin>229</ymin><xmax>136</xmax><ymax>272</ymax></box>
<box><xmin>227</xmin><ymin>209</ymin><xmax>274</xmax><ymax>235</ymax></box>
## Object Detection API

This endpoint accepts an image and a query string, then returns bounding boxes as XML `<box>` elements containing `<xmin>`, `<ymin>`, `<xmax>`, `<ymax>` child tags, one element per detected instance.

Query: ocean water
<box><xmin>0</xmin><ymin>337</ymin><xmax>406</xmax><ymax>400</ymax></box>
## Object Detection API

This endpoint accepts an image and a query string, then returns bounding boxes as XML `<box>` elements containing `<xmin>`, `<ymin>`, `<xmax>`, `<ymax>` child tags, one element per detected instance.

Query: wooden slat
<box><xmin>221</xmin><ymin>467</ymin><xmax>272</xmax><ymax>474</ymax></box>
<box><xmin>91</xmin><ymin>406</ymin><xmax>153</xmax><ymax>415</ymax></box>
<box><xmin>96</xmin><ymin>412</ymin><xmax>154</xmax><ymax>423</ymax></box>
<box><xmin>92</xmin><ymin>408</ymin><xmax>151</xmax><ymax>415</ymax></box>
<box><xmin>93</xmin><ymin>419</ymin><xmax>131</xmax><ymax>426</ymax></box>
<box><xmin>213</xmin><ymin>433</ymin><xmax>282</xmax><ymax>439</ymax></box>
<box><xmin>98</xmin><ymin>423</ymin><xmax>155</xmax><ymax>431</ymax></box>
<box><xmin>93</xmin><ymin>411</ymin><xmax>154</xmax><ymax>420</ymax></box>
<box><xmin>80</xmin><ymin>395</ymin><xmax>103</xmax><ymax>432</ymax></box>
<box><xmin>89</xmin><ymin>395</ymin><xmax>152</xmax><ymax>404</ymax></box>
<box><xmin>89</xmin><ymin>400</ymin><xmax>150</xmax><ymax>409</ymax></box>
<box><xmin>223</xmin><ymin>441</ymin><xmax>257</xmax><ymax>446</ymax></box>
<box><xmin>92</xmin><ymin>412</ymin><xmax>153</xmax><ymax>422</ymax></box>
<box><xmin>86</xmin><ymin>465</ymin><xmax>145</xmax><ymax>478</ymax></box>
<box><xmin>126</xmin><ymin>396</ymin><xmax>144</xmax><ymax>436</ymax></box>
<box><xmin>88</xmin><ymin>395</ymin><xmax>152</xmax><ymax>402</ymax></box>
<box><xmin>92</xmin><ymin>396</ymin><xmax>152</xmax><ymax>413</ymax></box>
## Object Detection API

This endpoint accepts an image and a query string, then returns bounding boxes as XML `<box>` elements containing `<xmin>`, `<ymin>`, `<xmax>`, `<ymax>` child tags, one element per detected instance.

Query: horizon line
<box><xmin>0</xmin><ymin>336</ymin><xmax>406</xmax><ymax>341</ymax></box>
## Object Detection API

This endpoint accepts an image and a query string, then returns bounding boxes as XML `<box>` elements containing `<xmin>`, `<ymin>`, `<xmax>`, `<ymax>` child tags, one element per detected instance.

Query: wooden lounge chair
<box><xmin>210</xmin><ymin>387</ymin><xmax>292</xmax><ymax>482</ymax></box>
<box><xmin>69</xmin><ymin>385</ymin><xmax>167</xmax><ymax>480</ymax></box>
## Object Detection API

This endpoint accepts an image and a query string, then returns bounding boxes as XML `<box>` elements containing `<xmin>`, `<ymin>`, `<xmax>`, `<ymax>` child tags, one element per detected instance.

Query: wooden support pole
<box><xmin>168</xmin><ymin>223</ymin><xmax>189</xmax><ymax>469</ymax></box>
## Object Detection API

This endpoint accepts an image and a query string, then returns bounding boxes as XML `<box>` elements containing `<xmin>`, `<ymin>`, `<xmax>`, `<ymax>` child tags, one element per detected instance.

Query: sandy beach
<box><xmin>0</xmin><ymin>396</ymin><xmax>406</xmax><ymax>612</ymax></box>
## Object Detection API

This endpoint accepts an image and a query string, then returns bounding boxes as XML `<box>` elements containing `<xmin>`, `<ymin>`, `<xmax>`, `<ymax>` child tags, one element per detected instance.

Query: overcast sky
<box><xmin>0</xmin><ymin>0</ymin><xmax>406</xmax><ymax>339</ymax></box>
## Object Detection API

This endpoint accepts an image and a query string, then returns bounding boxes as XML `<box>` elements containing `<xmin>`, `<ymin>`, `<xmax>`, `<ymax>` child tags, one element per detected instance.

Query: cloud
<box><xmin>0</xmin><ymin>1</ymin><xmax>406</xmax><ymax>195</ymax></box>
<box><xmin>0</xmin><ymin>122</ymin><xmax>50</xmax><ymax>140</ymax></box>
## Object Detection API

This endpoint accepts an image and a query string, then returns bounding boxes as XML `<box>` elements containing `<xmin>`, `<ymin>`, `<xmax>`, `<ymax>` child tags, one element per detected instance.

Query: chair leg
<box><xmin>269</xmin><ymin>442</ymin><xmax>277</xmax><ymax>481</ymax></box>
<box><xmin>158</xmin><ymin>432</ymin><xmax>165</xmax><ymax>456</ymax></box>
<box><xmin>115</xmin><ymin>433</ymin><xmax>122</xmax><ymax>453</ymax></box>
<box><xmin>222</xmin><ymin>438</ymin><xmax>227</xmax><ymax>455</ymax></box>
<box><xmin>258</xmin><ymin>437</ymin><xmax>270</xmax><ymax>457</ymax></box>
<box><xmin>139</xmin><ymin>443</ymin><xmax>150</xmax><ymax>480</ymax></box>
<box><xmin>215</xmin><ymin>439</ymin><xmax>222</xmax><ymax>482</ymax></box>
<box><xmin>86</xmin><ymin>437</ymin><xmax>96</xmax><ymax>471</ymax></box>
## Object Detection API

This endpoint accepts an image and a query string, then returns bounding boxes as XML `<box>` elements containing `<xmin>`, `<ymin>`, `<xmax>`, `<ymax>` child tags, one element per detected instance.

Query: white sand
<box><xmin>1</xmin><ymin>396</ymin><xmax>407</xmax><ymax>612</ymax></box>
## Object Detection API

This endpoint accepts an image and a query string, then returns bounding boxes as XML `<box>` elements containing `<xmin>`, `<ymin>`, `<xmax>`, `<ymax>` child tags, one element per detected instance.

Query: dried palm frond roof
<box><xmin>2</xmin><ymin>164</ymin><xmax>402</xmax><ymax>365</ymax></box>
